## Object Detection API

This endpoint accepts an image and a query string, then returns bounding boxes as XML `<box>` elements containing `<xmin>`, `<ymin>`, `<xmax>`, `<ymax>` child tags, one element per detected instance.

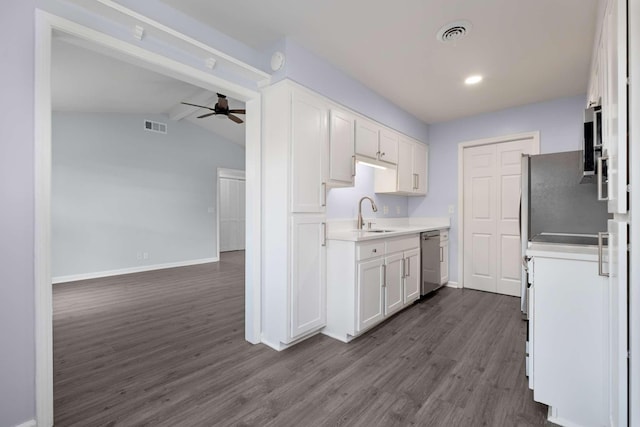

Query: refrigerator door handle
<box><xmin>597</xmin><ymin>156</ymin><xmax>608</xmax><ymax>201</ymax></box>
<box><xmin>598</xmin><ymin>231</ymin><xmax>609</xmax><ymax>277</ymax></box>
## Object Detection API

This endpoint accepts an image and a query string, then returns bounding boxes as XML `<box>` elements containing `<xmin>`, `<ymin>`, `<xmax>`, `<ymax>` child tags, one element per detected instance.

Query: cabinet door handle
<box><xmin>406</xmin><ymin>257</ymin><xmax>411</xmax><ymax>277</ymax></box>
<box><xmin>351</xmin><ymin>155</ymin><xmax>357</xmax><ymax>177</ymax></box>
<box><xmin>598</xmin><ymin>231</ymin><xmax>608</xmax><ymax>277</ymax></box>
<box><xmin>321</xmin><ymin>222</ymin><xmax>327</xmax><ymax>247</ymax></box>
<box><xmin>401</xmin><ymin>258</ymin><xmax>405</xmax><ymax>278</ymax></box>
<box><xmin>321</xmin><ymin>182</ymin><xmax>327</xmax><ymax>207</ymax></box>
<box><xmin>382</xmin><ymin>264</ymin><xmax>387</xmax><ymax>287</ymax></box>
<box><xmin>597</xmin><ymin>156</ymin><xmax>608</xmax><ymax>201</ymax></box>
<box><xmin>440</xmin><ymin>246</ymin><xmax>443</xmax><ymax>262</ymax></box>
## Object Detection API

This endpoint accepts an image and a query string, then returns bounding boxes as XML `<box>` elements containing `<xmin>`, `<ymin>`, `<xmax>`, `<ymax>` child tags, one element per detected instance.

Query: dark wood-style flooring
<box><xmin>53</xmin><ymin>251</ymin><xmax>548</xmax><ymax>426</ymax></box>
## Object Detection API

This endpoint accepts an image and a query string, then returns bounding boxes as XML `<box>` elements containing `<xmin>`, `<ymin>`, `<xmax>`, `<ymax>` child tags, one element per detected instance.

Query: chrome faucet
<box><xmin>357</xmin><ymin>196</ymin><xmax>378</xmax><ymax>230</ymax></box>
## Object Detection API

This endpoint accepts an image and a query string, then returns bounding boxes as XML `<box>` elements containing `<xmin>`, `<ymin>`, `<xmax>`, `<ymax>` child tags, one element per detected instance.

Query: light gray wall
<box><xmin>408</xmin><ymin>95</ymin><xmax>587</xmax><ymax>283</ymax></box>
<box><xmin>327</xmin><ymin>163</ymin><xmax>408</xmax><ymax>220</ymax></box>
<box><xmin>0</xmin><ymin>2</ymin><xmax>36</xmax><ymax>426</ymax></box>
<box><xmin>52</xmin><ymin>112</ymin><xmax>245</xmax><ymax>278</ymax></box>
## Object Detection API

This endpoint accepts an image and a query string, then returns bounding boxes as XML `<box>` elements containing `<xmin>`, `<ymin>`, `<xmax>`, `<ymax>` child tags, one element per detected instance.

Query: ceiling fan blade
<box><xmin>228</xmin><ymin>109</ymin><xmax>246</xmax><ymax>114</ymax></box>
<box><xmin>197</xmin><ymin>112</ymin><xmax>217</xmax><ymax>119</ymax></box>
<box><xmin>181</xmin><ymin>101</ymin><xmax>215</xmax><ymax>111</ymax></box>
<box><xmin>228</xmin><ymin>114</ymin><xmax>243</xmax><ymax>124</ymax></box>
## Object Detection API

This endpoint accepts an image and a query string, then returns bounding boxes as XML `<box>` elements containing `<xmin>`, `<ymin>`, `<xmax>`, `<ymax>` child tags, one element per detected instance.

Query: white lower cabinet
<box><xmin>325</xmin><ymin>235</ymin><xmax>420</xmax><ymax>342</ymax></box>
<box><xmin>404</xmin><ymin>248</ymin><xmax>421</xmax><ymax>302</ymax></box>
<box><xmin>529</xmin><ymin>254</ymin><xmax>608</xmax><ymax>427</ymax></box>
<box><xmin>290</xmin><ymin>215</ymin><xmax>327</xmax><ymax>339</ymax></box>
<box><xmin>356</xmin><ymin>257</ymin><xmax>384</xmax><ymax>332</ymax></box>
<box><xmin>384</xmin><ymin>253</ymin><xmax>404</xmax><ymax>316</ymax></box>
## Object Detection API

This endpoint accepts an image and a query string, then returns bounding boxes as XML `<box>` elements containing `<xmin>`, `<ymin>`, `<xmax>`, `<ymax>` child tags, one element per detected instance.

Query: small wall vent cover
<box><xmin>144</xmin><ymin>120</ymin><xmax>167</xmax><ymax>134</ymax></box>
<box><xmin>436</xmin><ymin>20</ymin><xmax>472</xmax><ymax>43</ymax></box>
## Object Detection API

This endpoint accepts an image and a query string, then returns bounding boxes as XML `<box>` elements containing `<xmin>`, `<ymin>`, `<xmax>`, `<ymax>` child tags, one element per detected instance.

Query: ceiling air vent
<box><xmin>436</xmin><ymin>20</ymin><xmax>472</xmax><ymax>43</ymax></box>
<box><xmin>144</xmin><ymin>120</ymin><xmax>167</xmax><ymax>134</ymax></box>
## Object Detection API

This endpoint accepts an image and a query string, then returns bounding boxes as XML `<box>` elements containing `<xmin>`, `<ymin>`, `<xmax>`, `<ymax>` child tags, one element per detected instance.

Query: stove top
<box><xmin>530</xmin><ymin>234</ymin><xmax>600</xmax><ymax>246</ymax></box>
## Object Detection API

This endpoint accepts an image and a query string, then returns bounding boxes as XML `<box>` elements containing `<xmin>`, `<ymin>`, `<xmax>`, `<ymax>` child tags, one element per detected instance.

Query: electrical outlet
<box><xmin>207</xmin><ymin>207</ymin><xmax>215</xmax><ymax>213</ymax></box>
<box><xmin>396</xmin><ymin>206</ymin><xmax>401</xmax><ymax>215</ymax></box>
<box><xmin>136</xmin><ymin>251</ymin><xmax>142</xmax><ymax>260</ymax></box>
<box><xmin>383</xmin><ymin>205</ymin><xmax>389</xmax><ymax>215</ymax></box>
<box><xmin>448</xmin><ymin>205</ymin><xmax>455</xmax><ymax>214</ymax></box>
<box><xmin>143</xmin><ymin>252</ymin><xmax>149</xmax><ymax>260</ymax></box>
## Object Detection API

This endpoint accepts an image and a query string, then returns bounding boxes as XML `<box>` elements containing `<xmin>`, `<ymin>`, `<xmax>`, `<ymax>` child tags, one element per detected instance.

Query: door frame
<box><xmin>34</xmin><ymin>8</ymin><xmax>267</xmax><ymax>426</ymax></box>
<box><xmin>457</xmin><ymin>131</ymin><xmax>540</xmax><ymax>289</ymax></box>
<box><xmin>217</xmin><ymin>168</ymin><xmax>246</xmax><ymax>256</ymax></box>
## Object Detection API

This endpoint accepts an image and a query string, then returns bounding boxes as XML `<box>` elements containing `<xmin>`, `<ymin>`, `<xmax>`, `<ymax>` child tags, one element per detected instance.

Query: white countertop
<box><xmin>327</xmin><ymin>217</ymin><xmax>450</xmax><ymax>242</ymax></box>
<box><xmin>526</xmin><ymin>242</ymin><xmax>605</xmax><ymax>262</ymax></box>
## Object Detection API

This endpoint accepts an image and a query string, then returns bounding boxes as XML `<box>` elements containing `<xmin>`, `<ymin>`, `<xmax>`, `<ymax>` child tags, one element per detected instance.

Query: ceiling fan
<box><xmin>181</xmin><ymin>93</ymin><xmax>246</xmax><ymax>124</ymax></box>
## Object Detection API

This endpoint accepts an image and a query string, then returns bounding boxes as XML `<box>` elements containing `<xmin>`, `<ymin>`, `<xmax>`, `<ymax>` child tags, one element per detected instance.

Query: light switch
<box><xmin>207</xmin><ymin>207</ymin><xmax>215</xmax><ymax>213</ymax></box>
<box><xmin>383</xmin><ymin>205</ymin><xmax>389</xmax><ymax>215</ymax></box>
<box><xmin>448</xmin><ymin>205</ymin><xmax>455</xmax><ymax>214</ymax></box>
<box><xmin>396</xmin><ymin>206</ymin><xmax>401</xmax><ymax>214</ymax></box>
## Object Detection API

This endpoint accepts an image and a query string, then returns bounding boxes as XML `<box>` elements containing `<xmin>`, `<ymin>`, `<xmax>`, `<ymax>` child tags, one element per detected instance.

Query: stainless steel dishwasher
<box><xmin>421</xmin><ymin>231</ymin><xmax>442</xmax><ymax>296</ymax></box>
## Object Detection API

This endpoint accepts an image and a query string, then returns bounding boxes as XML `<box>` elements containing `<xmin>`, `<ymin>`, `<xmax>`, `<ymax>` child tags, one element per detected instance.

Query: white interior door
<box><xmin>463</xmin><ymin>137</ymin><xmax>538</xmax><ymax>295</ymax></box>
<box><xmin>464</xmin><ymin>144</ymin><xmax>498</xmax><ymax>292</ymax></box>
<box><xmin>219</xmin><ymin>176</ymin><xmax>246</xmax><ymax>252</ymax></box>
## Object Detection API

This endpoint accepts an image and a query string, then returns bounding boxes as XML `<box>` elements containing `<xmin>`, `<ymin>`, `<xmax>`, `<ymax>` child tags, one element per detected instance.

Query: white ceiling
<box><xmin>158</xmin><ymin>0</ymin><xmax>599</xmax><ymax>123</ymax></box>
<box><xmin>51</xmin><ymin>35</ymin><xmax>246</xmax><ymax>145</ymax></box>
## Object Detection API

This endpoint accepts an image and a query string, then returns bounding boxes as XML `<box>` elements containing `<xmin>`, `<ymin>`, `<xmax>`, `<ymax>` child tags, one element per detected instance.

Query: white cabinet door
<box><xmin>379</xmin><ymin>128</ymin><xmax>399</xmax><ymax>164</ymax></box>
<box><xmin>328</xmin><ymin>109</ymin><xmax>355</xmax><ymax>186</ymax></box>
<box><xmin>357</xmin><ymin>257</ymin><xmax>384</xmax><ymax>332</ymax></box>
<box><xmin>440</xmin><ymin>240</ymin><xmax>449</xmax><ymax>285</ymax></box>
<box><xmin>355</xmin><ymin>118</ymin><xmax>379</xmax><ymax>160</ymax></box>
<box><xmin>384</xmin><ymin>253</ymin><xmax>404</xmax><ymax>316</ymax></box>
<box><xmin>291</xmin><ymin>92</ymin><xmax>327</xmax><ymax>213</ymax></box>
<box><xmin>532</xmin><ymin>256</ymin><xmax>607</xmax><ymax>426</ymax></box>
<box><xmin>413</xmin><ymin>143</ymin><xmax>428</xmax><ymax>195</ymax></box>
<box><xmin>397</xmin><ymin>137</ymin><xmax>414</xmax><ymax>193</ymax></box>
<box><xmin>403</xmin><ymin>248</ymin><xmax>421</xmax><ymax>303</ymax></box>
<box><xmin>290</xmin><ymin>215</ymin><xmax>326</xmax><ymax>339</ymax></box>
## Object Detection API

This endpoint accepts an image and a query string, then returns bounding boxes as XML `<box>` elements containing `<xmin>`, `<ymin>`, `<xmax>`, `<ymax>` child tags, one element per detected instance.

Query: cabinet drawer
<box><xmin>357</xmin><ymin>241</ymin><xmax>385</xmax><ymax>261</ymax></box>
<box><xmin>440</xmin><ymin>230</ymin><xmax>449</xmax><ymax>241</ymax></box>
<box><xmin>385</xmin><ymin>235</ymin><xmax>419</xmax><ymax>253</ymax></box>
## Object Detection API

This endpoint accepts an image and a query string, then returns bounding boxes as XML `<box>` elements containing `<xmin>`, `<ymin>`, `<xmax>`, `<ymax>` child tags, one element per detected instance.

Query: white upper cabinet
<box><xmin>355</xmin><ymin>118</ymin><xmax>399</xmax><ymax>165</ymax></box>
<box><xmin>376</xmin><ymin>136</ymin><xmax>428</xmax><ymax>196</ymax></box>
<box><xmin>328</xmin><ymin>108</ymin><xmax>356</xmax><ymax>187</ymax></box>
<box><xmin>413</xmin><ymin>141</ymin><xmax>428</xmax><ymax>195</ymax></box>
<box><xmin>397</xmin><ymin>137</ymin><xmax>414</xmax><ymax>193</ymax></box>
<box><xmin>355</xmin><ymin>118</ymin><xmax>380</xmax><ymax>160</ymax></box>
<box><xmin>379</xmin><ymin>128</ymin><xmax>399</xmax><ymax>164</ymax></box>
<box><xmin>291</xmin><ymin>91</ymin><xmax>328</xmax><ymax>213</ymax></box>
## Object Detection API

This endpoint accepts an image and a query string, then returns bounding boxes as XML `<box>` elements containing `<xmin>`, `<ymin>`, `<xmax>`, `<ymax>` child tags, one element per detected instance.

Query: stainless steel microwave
<box><xmin>581</xmin><ymin>105</ymin><xmax>603</xmax><ymax>183</ymax></box>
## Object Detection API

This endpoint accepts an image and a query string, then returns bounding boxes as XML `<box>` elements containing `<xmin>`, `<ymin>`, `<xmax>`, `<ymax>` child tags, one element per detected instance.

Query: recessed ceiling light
<box><xmin>465</xmin><ymin>75</ymin><xmax>483</xmax><ymax>85</ymax></box>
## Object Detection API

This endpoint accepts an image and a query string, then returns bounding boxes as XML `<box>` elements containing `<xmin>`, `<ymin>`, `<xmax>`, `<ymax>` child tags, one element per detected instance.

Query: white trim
<box><xmin>35</xmin><ymin>9</ymin><xmax>264</xmax><ymax>427</ymax></box>
<box><xmin>457</xmin><ymin>131</ymin><xmax>540</xmax><ymax>289</ymax></box>
<box><xmin>218</xmin><ymin>168</ymin><xmax>246</xmax><ymax>180</ymax></box>
<box><xmin>34</xmin><ymin>11</ymin><xmax>53</xmax><ymax>427</ymax></box>
<box><xmin>13</xmin><ymin>420</ymin><xmax>36</xmax><ymax>427</ymax></box>
<box><xmin>445</xmin><ymin>281</ymin><xmax>459</xmax><ymax>289</ymax></box>
<box><xmin>52</xmin><ymin>258</ymin><xmax>219</xmax><ymax>284</ymax></box>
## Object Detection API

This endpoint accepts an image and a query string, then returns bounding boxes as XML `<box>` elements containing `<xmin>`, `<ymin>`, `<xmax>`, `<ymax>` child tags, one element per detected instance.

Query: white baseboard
<box><xmin>446</xmin><ymin>281</ymin><xmax>460</xmax><ymax>289</ymax></box>
<box><xmin>52</xmin><ymin>257</ymin><xmax>219</xmax><ymax>284</ymax></box>
<box><xmin>13</xmin><ymin>420</ymin><xmax>36</xmax><ymax>427</ymax></box>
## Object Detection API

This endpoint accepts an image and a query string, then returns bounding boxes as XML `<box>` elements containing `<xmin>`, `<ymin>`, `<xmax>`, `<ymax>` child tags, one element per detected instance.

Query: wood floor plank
<box><xmin>53</xmin><ymin>251</ymin><xmax>547</xmax><ymax>426</ymax></box>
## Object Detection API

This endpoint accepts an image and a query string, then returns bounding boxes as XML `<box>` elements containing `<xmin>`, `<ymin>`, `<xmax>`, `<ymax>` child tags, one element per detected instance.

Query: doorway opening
<box><xmin>35</xmin><ymin>9</ymin><xmax>265</xmax><ymax>426</ymax></box>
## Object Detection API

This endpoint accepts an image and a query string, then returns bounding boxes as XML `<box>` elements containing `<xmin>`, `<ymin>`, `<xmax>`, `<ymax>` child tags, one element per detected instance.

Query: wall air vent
<box><xmin>436</xmin><ymin>20</ymin><xmax>472</xmax><ymax>43</ymax></box>
<box><xmin>144</xmin><ymin>120</ymin><xmax>167</xmax><ymax>134</ymax></box>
